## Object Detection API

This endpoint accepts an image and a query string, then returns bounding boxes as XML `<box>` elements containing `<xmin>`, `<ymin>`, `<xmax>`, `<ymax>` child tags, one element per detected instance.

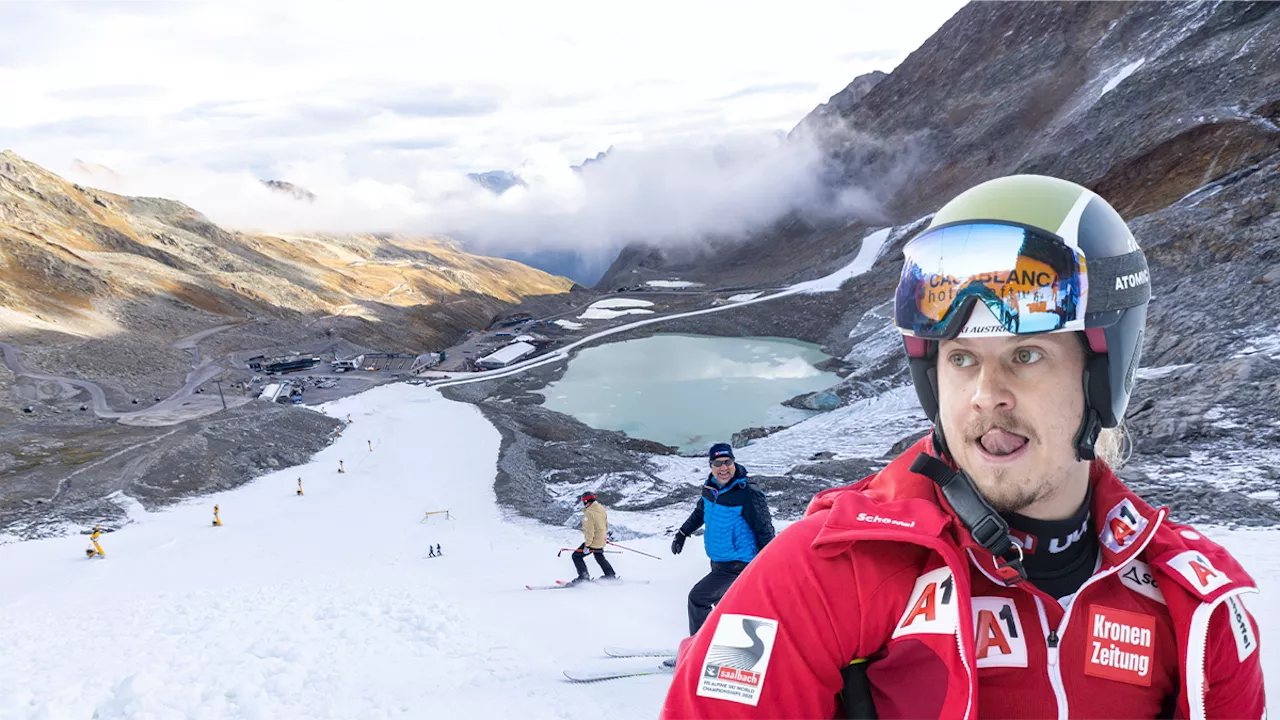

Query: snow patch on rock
<box><xmin>1101</xmin><ymin>58</ymin><xmax>1145</xmax><ymax>96</ymax></box>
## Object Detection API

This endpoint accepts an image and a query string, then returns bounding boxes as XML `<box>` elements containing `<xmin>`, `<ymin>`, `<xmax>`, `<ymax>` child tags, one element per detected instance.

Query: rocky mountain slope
<box><xmin>0</xmin><ymin>151</ymin><xmax>573</xmax><ymax>539</ymax></box>
<box><xmin>599</xmin><ymin>2</ymin><xmax>1279</xmax><ymax>290</ymax></box>
<box><xmin>592</xmin><ymin>3</ymin><xmax>1280</xmax><ymax>459</ymax></box>
<box><xmin>488</xmin><ymin>1</ymin><xmax>1280</xmax><ymax>529</ymax></box>
<box><xmin>1</xmin><ymin>150</ymin><xmax>571</xmax><ymax>352</ymax></box>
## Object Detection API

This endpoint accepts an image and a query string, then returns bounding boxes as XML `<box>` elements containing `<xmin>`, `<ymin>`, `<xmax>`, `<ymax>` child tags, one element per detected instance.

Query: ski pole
<box><xmin>607</xmin><ymin>541</ymin><xmax>661</xmax><ymax>560</ymax></box>
<box><xmin>557</xmin><ymin>547</ymin><xmax>622</xmax><ymax>557</ymax></box>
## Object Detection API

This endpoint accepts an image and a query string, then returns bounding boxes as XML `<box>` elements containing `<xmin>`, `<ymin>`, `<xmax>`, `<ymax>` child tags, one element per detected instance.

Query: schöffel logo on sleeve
<box><xmin>1225</xmin><ymin>596</ymin><xmax>1257</xmax><ymax>662</ymax></box>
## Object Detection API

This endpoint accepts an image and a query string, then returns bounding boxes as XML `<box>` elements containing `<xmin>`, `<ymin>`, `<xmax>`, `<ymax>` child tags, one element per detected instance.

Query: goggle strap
<box><xmin>1085</xmin><ymin>249</ymin><xmax>1151</xmax><ymax>313</ymax></box>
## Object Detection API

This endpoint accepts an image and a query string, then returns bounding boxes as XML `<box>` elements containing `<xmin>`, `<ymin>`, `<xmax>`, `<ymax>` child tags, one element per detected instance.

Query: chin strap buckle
<box><xmin>994</xmin><ymin>543</ymin><xmax>1027</xmax><ymax>584</ymax></box>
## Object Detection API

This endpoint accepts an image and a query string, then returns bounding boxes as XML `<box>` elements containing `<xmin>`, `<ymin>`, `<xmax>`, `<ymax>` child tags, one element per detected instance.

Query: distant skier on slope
<box><xmin>569</xmin><ymin>492</ymin><xmax>617</xmax><ymax>584</ymax></box>
<box><xmin>669</xmin><ymin>444</ymin><xmax>774</xmax><ymax>644</ymax></box>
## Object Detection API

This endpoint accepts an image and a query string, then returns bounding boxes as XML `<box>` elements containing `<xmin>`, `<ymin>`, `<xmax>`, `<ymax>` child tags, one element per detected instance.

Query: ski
<box><xmin>525</xmin><ymin>581</ymin><xmax>575</xmax><ymax>591</ymax></box>
<box><xmin>524</xmin><ymin>578</ymin><xmax>650</xmax><ymax>591</ymax></box>
<box><xmin>563</xmin><ymin>664</ymin><xmax>675</xmax><ymax>683</ymax></box>
<box><xmin>604</xmin><ymin>646</ymin><xmax>676</xmax><ymax>659</ymax></box>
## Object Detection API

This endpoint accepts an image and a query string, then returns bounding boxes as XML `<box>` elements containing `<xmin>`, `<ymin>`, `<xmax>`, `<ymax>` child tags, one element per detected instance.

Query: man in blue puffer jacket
<box><xmin>670</xmin><ymin>443</ymin><xmax>775</xmax><ymax>637</ymax></box>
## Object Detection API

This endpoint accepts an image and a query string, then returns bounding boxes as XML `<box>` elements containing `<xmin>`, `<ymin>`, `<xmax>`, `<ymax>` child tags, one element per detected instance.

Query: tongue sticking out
<box><xmin>980</xmin><ymin>428</ymin><xmax>1028</xmax><ymax>456</ymax></box>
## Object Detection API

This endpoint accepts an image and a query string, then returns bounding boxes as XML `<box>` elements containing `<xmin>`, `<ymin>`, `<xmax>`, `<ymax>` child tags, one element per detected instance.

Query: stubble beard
<box><xmin>970</xmin><ymin>465</ymin><xmax>1059</xmax><ymax>514</ymax></box>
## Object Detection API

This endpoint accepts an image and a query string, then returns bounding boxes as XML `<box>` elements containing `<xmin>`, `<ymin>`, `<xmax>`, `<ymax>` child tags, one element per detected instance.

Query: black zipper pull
<box><xmin>1047</xmin><ymin>630</ymin><xmax>1059</xmax><ymax>648</ymax></box>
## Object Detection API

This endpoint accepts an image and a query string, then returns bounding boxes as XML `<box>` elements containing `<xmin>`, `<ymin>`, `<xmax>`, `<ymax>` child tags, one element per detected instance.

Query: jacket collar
<box><xmin>961</xmin><ymin>457</ymin><xmax>1166</xmax><ymax>586</ymax></box>
<box><xmin>809</xmin><ymin>438</ymin><xmax>956</xmax><ymax>555</ymax></box>
<box><xmin>810</xmin><ymin>436</ymin><xmax>1167</xmax><ymax>573</ymax></box>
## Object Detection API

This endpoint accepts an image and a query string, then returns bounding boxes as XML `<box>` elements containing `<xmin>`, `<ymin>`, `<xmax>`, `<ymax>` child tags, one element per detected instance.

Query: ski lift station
<box><xmin>475</xmin><ymin>341</ymin><xmax>537</xmax><ymax>370</ymax></box>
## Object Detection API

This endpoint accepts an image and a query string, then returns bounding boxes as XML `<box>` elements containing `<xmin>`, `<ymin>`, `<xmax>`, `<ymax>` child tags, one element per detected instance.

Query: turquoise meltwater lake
<box><xmin>542</xmin><ymin>334</ymin><xmax>839</xmax><ymax>453</ymax></box>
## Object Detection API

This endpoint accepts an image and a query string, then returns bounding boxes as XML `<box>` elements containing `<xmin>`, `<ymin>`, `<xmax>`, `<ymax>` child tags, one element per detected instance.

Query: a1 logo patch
<box><xmin>892</xmin><ymin>567</ymin><xmax>959</xmax><ymax>640</ymax></box>
<box><xmin>1166</xmin><ymin>550</ymin><xmax>1231</xmax><ymax>595</ymax></box>
<box><xmin>971</xmin><ymin>596</ymin><xmax>1027</xmax><ymax>668</ymax></box>
<box><xmin>1085</xmin><ymin>605</ymin><xmax>1156</xmax><ymax>687</ymax></box>
<box><xmin>1100</xmin><ymin>499</ymin><xmax>1147</xmax><ymax>554</ymax></box>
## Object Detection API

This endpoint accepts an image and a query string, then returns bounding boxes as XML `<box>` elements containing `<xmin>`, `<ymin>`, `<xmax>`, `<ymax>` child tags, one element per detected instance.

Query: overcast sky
<box><xmin>1</xmin><ymin>1</ymin><xmax>965</xmax><ymax>254</ymax></box>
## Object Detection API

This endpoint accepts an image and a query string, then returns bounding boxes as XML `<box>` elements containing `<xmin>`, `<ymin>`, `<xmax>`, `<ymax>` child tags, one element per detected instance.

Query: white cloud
<box><xmin>79</xmin><ymin>130</ymin><xmax>890</xmax><ymax>259</ymax></box>
<box><xmin>1</xmin><ymin>0</ymin><xmax>965</xmax><ymax>254</ymax></box>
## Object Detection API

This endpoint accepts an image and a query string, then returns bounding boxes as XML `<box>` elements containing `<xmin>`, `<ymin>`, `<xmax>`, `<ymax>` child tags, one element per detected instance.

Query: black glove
<box><xmin>671</xmin><ymin>531</ymin><xmax>686</xmax><ymax>555</ymax></box>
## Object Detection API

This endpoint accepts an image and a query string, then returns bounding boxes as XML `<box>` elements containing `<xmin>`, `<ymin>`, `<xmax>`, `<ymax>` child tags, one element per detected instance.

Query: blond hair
<box><xmin>1094</xmin><ymin>422</ymin><xmax>1130</xmax><ymax>470</ymax></box>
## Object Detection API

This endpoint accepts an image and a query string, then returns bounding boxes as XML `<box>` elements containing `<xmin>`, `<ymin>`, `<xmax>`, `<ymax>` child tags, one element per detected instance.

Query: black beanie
<box><xmin>709</xmin><ymin>443</ymin><xmax>735</xmax><ymax>463</ymax></box>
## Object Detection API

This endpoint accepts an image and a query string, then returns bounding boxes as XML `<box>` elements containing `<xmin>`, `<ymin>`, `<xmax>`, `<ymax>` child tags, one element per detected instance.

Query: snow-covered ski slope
<box><xmin>3</xmin><ymin>383</ymin><xmax>1277</xmax><ymax>717</ymax></box>
<box><xmin>0</xmin><ymin>386</ymin><xmax>715</xmax><ymax>718</ymax></box>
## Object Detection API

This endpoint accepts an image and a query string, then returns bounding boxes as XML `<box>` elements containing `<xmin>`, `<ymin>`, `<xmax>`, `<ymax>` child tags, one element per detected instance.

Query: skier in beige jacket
<box><xmin>570</xmin><ymin>492</ymin><xmax>617</xmax><ymax>584</ymax></box>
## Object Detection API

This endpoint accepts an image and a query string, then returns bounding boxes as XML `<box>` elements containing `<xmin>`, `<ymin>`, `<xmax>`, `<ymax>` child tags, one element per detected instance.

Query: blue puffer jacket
<box><xmin>678</xmin><ymin>464</ymin><xmax>776</xmax><ymax>563</ymax></box>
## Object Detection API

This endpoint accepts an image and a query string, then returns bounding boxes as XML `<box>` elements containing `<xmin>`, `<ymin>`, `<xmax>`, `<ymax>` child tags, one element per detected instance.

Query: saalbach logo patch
<box><xmin>696</xmin><ymin>614</ymin><xmax>779</xmax><ymax>707</ymax></box>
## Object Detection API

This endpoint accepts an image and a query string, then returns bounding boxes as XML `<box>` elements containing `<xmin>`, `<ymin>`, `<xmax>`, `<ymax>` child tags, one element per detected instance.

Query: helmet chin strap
<box><xmin>1074</xmin><ymin>332</ymin><xmax>1111</xmax><ymax>462</ymax></box>
<box><xmin>1074</xmin><ymin>409</ymin><xmax>1101</xmax><ymax>462</ymax></box>
<box><xmin>911</xmin><ymin>451</ymin><xmax>1027</xmax><ymax>584</ymax></box>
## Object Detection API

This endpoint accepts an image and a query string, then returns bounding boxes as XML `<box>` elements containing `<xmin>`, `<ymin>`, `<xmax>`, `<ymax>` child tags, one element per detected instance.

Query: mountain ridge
<box><xmin>599</xmin><ymin>1</ymin><xmax>1280</xmax><ymax>290</ymax></box>
<box><xmin>0</xmin><ymin>149</ymin><xmax>572</xmax><ymax>350</ymax></box>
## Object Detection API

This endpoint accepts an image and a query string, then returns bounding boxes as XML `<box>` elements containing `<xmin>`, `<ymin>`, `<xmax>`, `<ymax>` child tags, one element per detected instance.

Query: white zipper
<box><xmin>955</xmin><ymin>609</ymin><xmax>975</xmax><ymax>720</ymax></box>
<box><xmin>1034</xmin><ymin>595</ymin><xmax>1069</xmax><ymax>720</ymax></box>
<box><xmin>971</xmin><ymin>509</ymin><xmax>1168</xmax><ymax>719</ymax></box>
<box><xmin>1186</xmin><ymin>587</ymin><xmax>1258</xmax><ymax>719</ymax></box>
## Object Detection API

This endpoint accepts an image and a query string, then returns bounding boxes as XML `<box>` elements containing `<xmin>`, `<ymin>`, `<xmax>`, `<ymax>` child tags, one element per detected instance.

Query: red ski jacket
<box><xmin>662</xmin><ymin>437</ymin><xmax>1265</xmax><ymax>719</ymax></box>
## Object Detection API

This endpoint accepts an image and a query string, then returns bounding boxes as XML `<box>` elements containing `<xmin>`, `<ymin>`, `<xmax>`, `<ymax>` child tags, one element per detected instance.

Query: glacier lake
<box><xmin>542</xmin><ymin>334</ymin><xmax>840</xmax><ymax>453</ymax></box>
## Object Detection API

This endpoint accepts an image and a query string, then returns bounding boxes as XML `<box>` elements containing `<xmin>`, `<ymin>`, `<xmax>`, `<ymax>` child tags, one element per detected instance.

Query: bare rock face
<box><xmin>596</xmin><ymin>3</ymin><xmax>1280</xmax><ymax>458</ymax></box>
<box><xmin>790</xmin><ymin>71</ymin><xmax>888</xmax><ymax>139</ymax></box>
<box><xmin>261</xmin><ymin>179</ymin><xmax>317</xmax><ymax>202</ymax></box>
<box><xmin>587</xmin><ymin>2</ymin><xmax>1280</xmax><ymax>527</ymax></box>
<box><xmin>601</xmin><ymin>2</ymin><xmax>1280</xmax><ymax>290</ymax></box>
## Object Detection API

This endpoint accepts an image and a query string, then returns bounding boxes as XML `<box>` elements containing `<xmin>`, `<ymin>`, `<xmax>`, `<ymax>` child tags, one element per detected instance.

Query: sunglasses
<box><xmin>711</xmin><ymin>459</ymin><xmax>734</xmax><ymax>468</ymax></box>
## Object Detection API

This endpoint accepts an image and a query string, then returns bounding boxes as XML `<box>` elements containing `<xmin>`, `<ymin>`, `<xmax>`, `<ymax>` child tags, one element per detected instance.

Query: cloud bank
<box><xmin>2</xmin><ymin>0</ymin><xmax>965</xmax><ymax>263</ymax></box>
<box><xmin>70</xmin><ymin>130</ymin><xmax>883</xmax><ymax>260</ymax></box>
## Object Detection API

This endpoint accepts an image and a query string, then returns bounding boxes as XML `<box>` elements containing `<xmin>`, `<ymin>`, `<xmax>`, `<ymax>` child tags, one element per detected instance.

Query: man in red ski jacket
<box><xmin>662</xmin><ymin>176</ymin><xmax>1266</xmax><ymax>719</ymax></box>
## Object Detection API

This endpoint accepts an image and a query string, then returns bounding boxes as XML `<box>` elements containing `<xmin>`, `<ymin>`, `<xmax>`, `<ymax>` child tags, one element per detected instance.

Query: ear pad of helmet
<box><xmin>908</xmin><ymin>354</ymin><xmax>939</xmax><ymax>422</ymax></box>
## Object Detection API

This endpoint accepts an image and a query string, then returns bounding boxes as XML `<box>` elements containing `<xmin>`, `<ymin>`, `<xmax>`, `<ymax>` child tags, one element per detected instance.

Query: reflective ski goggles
<box><xmin>894</xmin><ymin>222</ymin><xmax>1089</xmax><ymax>339</ymax></box>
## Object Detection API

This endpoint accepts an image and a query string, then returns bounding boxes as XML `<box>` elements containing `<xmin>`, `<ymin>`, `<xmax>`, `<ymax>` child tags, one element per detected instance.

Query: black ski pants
<box><xmin>688</xmin><ymin>560</ymin><xmax>748</xmax><ymax>635</ymax></box>
<box><xmin>572</xmin><ymin>543</ymin><xmax>615</xmax><ymax>578</ymax></box>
